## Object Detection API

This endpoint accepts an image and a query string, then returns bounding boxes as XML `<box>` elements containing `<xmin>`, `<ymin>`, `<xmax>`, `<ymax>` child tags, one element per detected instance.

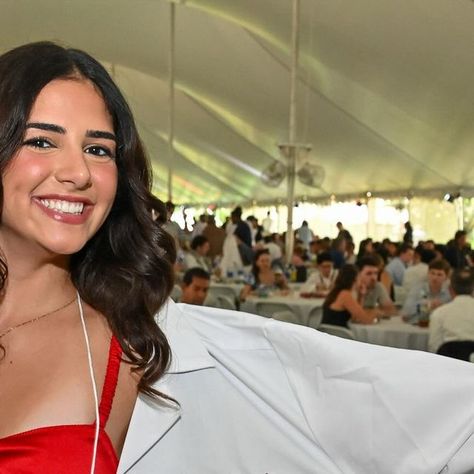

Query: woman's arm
<box><xmin>240</xmin><ymin>283</ymin><xmax>253</xmax><ymax>301</ymax></box>
<box><xmin>299</xmin><ymin>273</ymin><xmax>317</xmax><ymax>294</ymax></box>
<box><xmin>339</xmin><ymin>290</ymin><xmax>380</xmax><ymax>324</ymax></box>
<box><xmin>275</xmin><ymin>272</ymin><xmax>288</xmax><ymax>290</ymax></box>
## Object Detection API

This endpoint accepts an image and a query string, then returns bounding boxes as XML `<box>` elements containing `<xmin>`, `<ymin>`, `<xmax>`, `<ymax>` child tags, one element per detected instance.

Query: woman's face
<box><xmin>0</xmin><ymin>78</ymin><xmax>118</xmax><ymax>256</ymax></box>
<box><xmin>256</xmin><ymin>253</ymin><xmax>271</xmax><ymax>270</ymax></box>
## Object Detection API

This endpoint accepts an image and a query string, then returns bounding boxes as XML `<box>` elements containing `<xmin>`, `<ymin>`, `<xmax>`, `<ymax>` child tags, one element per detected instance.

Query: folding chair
<box><xmin>255</xmin><ymin>302</ymin><xmax>297</xmax><ymax>319</ymax></box>
<box><xmin>214</xmin><ymin>295</ymin><xmax>237</xmax><ymax>310</ymax></box>
<box><xmin>437</xmin><ymin>340</ymin><xmax>474</xmax><ymax>362</ymax></box>
<box><xmin>307</xmin><ymin>307</ymin><xmax>323</xmax><ymax>329</ymax></box>
<box><xmin>273</xmin><ymin>310</ymin><xmax>303</xmax><ymax>325</ymax></box>
<box><xmin>208</xmin><ymin>286</ymin><xmax>239</xmax><ymax>309</ymax></box>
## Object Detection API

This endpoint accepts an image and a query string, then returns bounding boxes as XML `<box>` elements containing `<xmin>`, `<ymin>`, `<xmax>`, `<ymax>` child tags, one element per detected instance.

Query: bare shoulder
<box><xmin>338</xmin><ymin>289</ymin><xmax>355</xmax><ymax>302</ymax></box>
<box><xmin>328</xmin><ymin>290</ymin><xmax>353</xmax><ymax>310</ymax></box>
<box><xmin>83</xmin><ymin>302</ymin><xmax>140</xmax><ymax>456</ymax></box>
<box><xmin>107</xmin><ymin>349</ymin><xmax>140</xmax><ymax>456</ymax></box>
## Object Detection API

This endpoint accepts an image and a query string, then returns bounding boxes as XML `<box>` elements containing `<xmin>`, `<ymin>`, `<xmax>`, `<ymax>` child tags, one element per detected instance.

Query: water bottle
<box><xmin>257</xmin><ymin>284</ymin><xmax>269</xmax><ymax>298</ymax></box>
<box><xmin>289</xmin><ymin>265</ymin><xmax>297</xmax><ymax>283</ymax></box>
<box><xmin>418</xmin><ymin>289</ymin><xmax>430</xmax><ymax>327</ymax></box>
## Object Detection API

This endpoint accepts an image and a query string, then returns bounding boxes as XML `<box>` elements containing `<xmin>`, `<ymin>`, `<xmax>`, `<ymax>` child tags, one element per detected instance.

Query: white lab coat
<box><xmin>118</xmin><ymin>301</ymin><xmax>474</xmax><ymax>473</ymax></box>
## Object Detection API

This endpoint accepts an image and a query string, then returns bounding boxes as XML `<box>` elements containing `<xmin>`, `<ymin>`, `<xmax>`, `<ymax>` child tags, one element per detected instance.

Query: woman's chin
<box><xmin>39</xmin><ymin>240</ymin><xmax>88</xmax><ymax>257</ymax></box>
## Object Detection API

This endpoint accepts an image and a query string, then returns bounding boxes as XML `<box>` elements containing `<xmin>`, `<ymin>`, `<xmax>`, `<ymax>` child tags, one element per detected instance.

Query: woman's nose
<box><xmin>54</xmin><ymin>147</ymin><xmax>92</xmax><ymax>190</ymax></box>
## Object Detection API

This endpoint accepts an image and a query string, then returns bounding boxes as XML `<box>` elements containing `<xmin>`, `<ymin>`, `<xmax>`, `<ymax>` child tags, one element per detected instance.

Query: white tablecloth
<box><xmin>241</xmin><ymin>294</ymin><xmax>324</xmax><ymax>325</ymax></box>
<box><xmin>349</xmin><ymin>316</ymin><xmax>429</xmax><ymax>351</ymax></box>
<box><xmin>209</xmin><ymin>282</ymin><xmax>245</xmax><ymax>299</ymax></box>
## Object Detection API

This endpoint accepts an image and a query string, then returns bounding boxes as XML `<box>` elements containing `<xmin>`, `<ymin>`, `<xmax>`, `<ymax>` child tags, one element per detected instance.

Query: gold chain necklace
<box><xmin>0</xmin><ymin>296</ymin><xmax>77</xmax><ymax>339</ymax></box>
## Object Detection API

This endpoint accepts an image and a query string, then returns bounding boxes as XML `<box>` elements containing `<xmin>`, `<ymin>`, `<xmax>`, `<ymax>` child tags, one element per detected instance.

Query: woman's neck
<box><xmin>0</xmin><ymin>258</ymin><xmax>75</xmax><ymax>328</ymax></box>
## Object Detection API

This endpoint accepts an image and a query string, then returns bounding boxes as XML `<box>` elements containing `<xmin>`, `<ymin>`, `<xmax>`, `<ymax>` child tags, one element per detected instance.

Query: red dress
<box><xmin>0</xmin><ymin>336</ymin><xmax>122</xmax><ymax>473</ymax></box>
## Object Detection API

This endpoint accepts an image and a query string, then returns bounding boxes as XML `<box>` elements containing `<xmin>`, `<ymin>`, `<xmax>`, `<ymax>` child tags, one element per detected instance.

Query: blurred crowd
<box><xmin>163</xmin><ymin>202</ymin><xmax>474</xmax><ymax>355</ymax></box>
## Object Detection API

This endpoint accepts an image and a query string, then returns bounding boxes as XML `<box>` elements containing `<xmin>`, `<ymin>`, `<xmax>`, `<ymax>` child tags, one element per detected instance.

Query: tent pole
<box><xmin>458</xmin><ymin>196</ymin><xmax>465</xmax><ymax>230</ymax></box>
<box><xmin>168</xmin><ymin>1</ymin><xmax>176</xmax><ymax>202</ymax></box>
<box><xmin>285</xmin><ymin>0</ymin><xmax>300</xmax><ymax>264</ymax></box>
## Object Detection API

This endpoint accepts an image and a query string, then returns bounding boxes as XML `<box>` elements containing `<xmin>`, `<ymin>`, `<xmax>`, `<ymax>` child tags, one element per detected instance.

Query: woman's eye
<box><xmin>85</xmin><ymin>145</ymin><xmax>115</xmax><ymax>160</ymax></box>
<box><xmin>23</xmin><ymin>137</ymin><xmax>54</xmax><ymax>149</ymax></box>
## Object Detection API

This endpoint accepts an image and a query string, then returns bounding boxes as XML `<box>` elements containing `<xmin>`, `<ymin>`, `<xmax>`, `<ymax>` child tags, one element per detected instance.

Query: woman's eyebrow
<box><xmin>25</xmin><ymin>122</ymin><xmax>116</xmax><ymax>142</ymax></box>
<box><xmin>26</xmin><ymin>122</ymin><xmax>65</xmax><ymax>134</ymax></box>
<box><xmin>86</xmin><ymin>130</ymin><xmax>116</xmax><ymax>141</ymax></box>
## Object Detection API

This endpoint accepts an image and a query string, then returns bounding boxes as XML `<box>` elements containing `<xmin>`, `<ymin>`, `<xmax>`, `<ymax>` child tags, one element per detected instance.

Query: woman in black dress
<box><xmin>321</xmin><ymin>265</ymin><xmax>382</xmax><ymax>327</ymax></box>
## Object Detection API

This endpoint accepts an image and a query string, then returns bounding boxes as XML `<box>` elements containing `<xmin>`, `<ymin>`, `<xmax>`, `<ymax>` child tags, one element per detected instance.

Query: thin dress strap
<box><xmin>98</xmin><ymin>335</ymin><xmax>123</xmax><ymax>429</ymax></box>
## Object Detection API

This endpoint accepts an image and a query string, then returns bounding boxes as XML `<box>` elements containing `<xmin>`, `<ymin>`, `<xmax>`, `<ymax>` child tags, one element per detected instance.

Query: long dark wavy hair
<box><xmin>0</xmin><ymin>42</ymin><xmax>176</xmax><ymax>398</ymax></box>
<box><xmin>323</xmin><ymin>264</ymin><xmax>358</xmax><ymax>308</ymax></box>
<box><xmin>251</xmin><ymin>249</ymin><xmax>271</xmax><ymax>286</ymax></box>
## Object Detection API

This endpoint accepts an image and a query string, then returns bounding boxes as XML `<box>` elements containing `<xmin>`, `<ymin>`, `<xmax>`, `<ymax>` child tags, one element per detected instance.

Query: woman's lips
<box><xmin>33</xmin><ymin>196</ymin><xmax>93</xmax><ymax>224</ymax></box>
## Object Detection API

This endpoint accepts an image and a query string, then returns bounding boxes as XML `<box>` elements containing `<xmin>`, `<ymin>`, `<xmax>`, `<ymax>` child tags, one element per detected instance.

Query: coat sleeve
<box><xmin>264</xmin><ymin>319</ymin><xmax>474</xmax><ymax>474</ymax></box>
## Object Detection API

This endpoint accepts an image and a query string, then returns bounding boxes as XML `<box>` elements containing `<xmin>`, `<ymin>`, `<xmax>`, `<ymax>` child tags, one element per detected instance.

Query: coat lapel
<box><xmin>118</xmin><ymin>384</ymin><xmax>180</xmax><ymax>473</ymax></box>
<box><xmin>118</xmin><ymin>301</ymin><xmax>215</xmax><ymax>473</ymax></box>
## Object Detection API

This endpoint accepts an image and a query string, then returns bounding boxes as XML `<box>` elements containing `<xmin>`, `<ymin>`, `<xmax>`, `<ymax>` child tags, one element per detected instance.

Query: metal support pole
<box><xmin>285</xmin><ymin>0</ymin><xmax>300</xmax><ymax>263</ymax></box>
<box><xmin>286</xmin><ymin>146</ymin><xmax>296</xmax><ymax>261</ymax></box>
<box><xmin>457</xmin><ymin>196</ymin><xmax>465</xmax><ymax>230</ymax></box>
<box><xmin>168</xmin><ymin>1</ymin><xmax>176</xmax><ymax>202</ymax></box>
<box><xmin>367</xmin><ymin>198</ymin><xmax>376</xmax><ymax>240</ymax></box>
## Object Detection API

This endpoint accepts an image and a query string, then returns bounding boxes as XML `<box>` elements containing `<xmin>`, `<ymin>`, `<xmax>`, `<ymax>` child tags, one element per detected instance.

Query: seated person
<box><xmin>240</xmin><ymin>249</ymin><xmax>288</xmax><ymax>300</ymax></box>
<box><xmin>385</xmin><ymin>243</ymin><xmax>414</xmax><ymax>286</ymax></box>
<box><xmin>307</xmin><ymin>239</ymin><xmax>321</xmax><ymax>263</ymax></box>
<box><xmin>356</xmin><ymin>238</ymin><xmax>374</xmax><ymax>265</ymax></box>
<box><xmin>401</xmin><ymin>258</ymin><xmax>451</xmax><ymax>323</ymax></box>
<box><xmin>402</xmin><ymin>246</ymin><xmax>437</xmax><ymax>293</ymax></box>
<box><xmin>429</xmin><ymin>269</ymin><xmax>474</xmax><ymax>352</ymax></box>
<box><xmin>373</xmin><ymin>252</ymin><xmax>394</xmax><ymax>301</ymax></box>
<box><xmin>344</xmin><ymin>240</ymin><xmax>357</xmax><ymax>265</ymax></box>
<box><xmin>263</xmin><ymin>234</ymin><xmax>283</xmax><ymax>266</ymax></box>
<box><xmin>356</xmin><ymin>256</ymin><xmax>397</xmax><ymax>316</ymax></box>
<box><xmin>180</xmin><ymin>267</ymin><xmax>211</xmax><ymax>306</ymax></box>
<box><xmin>321</xmin><ymin>265</ymin><xmax>383</xmax><ymax>327</ymax></box>
<box><xmin>329</xmin><ymin>238</ymin><xmax>346</xmax><ymax>270</ymax></box>
<box><xmin>290</xmin><ymin>244</ymin><xmax>306</xmax><ymax>267</ymax></box>
<box><xmin>183</xmin><ymin>235</ymin><xmax>212</xmax><ymax>272</ymax></box>
<box><xmin>300</xmin><ymin>252</ymin><xmax>338</xmax><ymax>297</ymax></box>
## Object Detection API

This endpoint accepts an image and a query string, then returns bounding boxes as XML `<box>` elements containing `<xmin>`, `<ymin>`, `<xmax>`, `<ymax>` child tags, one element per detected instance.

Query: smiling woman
<box><xmin>1</xmin><ymin>42</ymin><xmax>474</xmax><ymax>474</ymax></box>
<box><xmin>3</xmin><ymin>79</ymin><xmax>118</xmax><ymax>254</ymax></box>
<box><xmin>0</xmin><ymin>42</ymin><xmax>175</xmax><ymax>473</ymax></box>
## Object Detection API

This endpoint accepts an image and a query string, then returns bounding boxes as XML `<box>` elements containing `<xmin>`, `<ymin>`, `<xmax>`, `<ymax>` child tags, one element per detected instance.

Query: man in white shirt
<box><xmin>402</xmin><ymin>247</ymin><xmax>436</xmax><ymax>293</ymax></box>
<box><xmin>300</xmin><ymin>252</ymin><xmax>338</xmax><ymax>297</ymax></box>
<box><xmin>296</xmin><ymin>220</ymin><xmax>314</xmax><ymax>249</ymax></box>
<box><xmin>190</xmin><ymin>214</ymin><xmax>207</xmax><ymax>239</ymax></box>
<box><xmin>180</xmin><ymin>267</ymin><xmax>211</xmax><ymax>306</ymax></box>
<box><xmin>184</xmin><ymin>235</ymin><xmax>212</xmax><ymax>273</ymax></box>
<box><xmin>162</xmin><ymin>200</ymin><xmax>182</xmax><ymax>250</ymax></box>
<box><xmin>429</xmin><ymin>269</ymin><xmax>474</xmax><ymax>353</ymax></box>
<box><xmin>263</xmin><ymin>234</ymin><xmax>283</xmax><ymax>264</ymax></box>
<box><xmin>261</xmin><ymin>210</ymin><xmax>273</xmax><ymax>235</ymax></box>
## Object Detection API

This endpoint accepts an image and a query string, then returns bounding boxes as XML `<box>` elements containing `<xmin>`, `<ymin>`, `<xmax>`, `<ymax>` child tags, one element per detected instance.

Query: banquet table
<box><xmin>349</xmin><ymin>316</ymin><xmax>429</xmax><ymax>351</ymax></box>
<box><xmin>241</xmin><ymin>293</ymin><xmax>324</xmax><ymax>325</ymax></box>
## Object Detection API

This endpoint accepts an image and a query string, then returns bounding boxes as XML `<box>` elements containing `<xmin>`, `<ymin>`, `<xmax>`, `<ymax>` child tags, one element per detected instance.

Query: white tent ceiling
<box><xmin>1</xmin><ymin>0</ymin><xmax>473</xmax><ymax>205</ymax></box>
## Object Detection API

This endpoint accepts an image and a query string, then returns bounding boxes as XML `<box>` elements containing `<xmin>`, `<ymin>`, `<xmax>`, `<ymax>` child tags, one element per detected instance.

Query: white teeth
<box><xmin>39</xmin><ymin>199</ymin><xmax>85</xmax><ymax>215</ymax></box>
